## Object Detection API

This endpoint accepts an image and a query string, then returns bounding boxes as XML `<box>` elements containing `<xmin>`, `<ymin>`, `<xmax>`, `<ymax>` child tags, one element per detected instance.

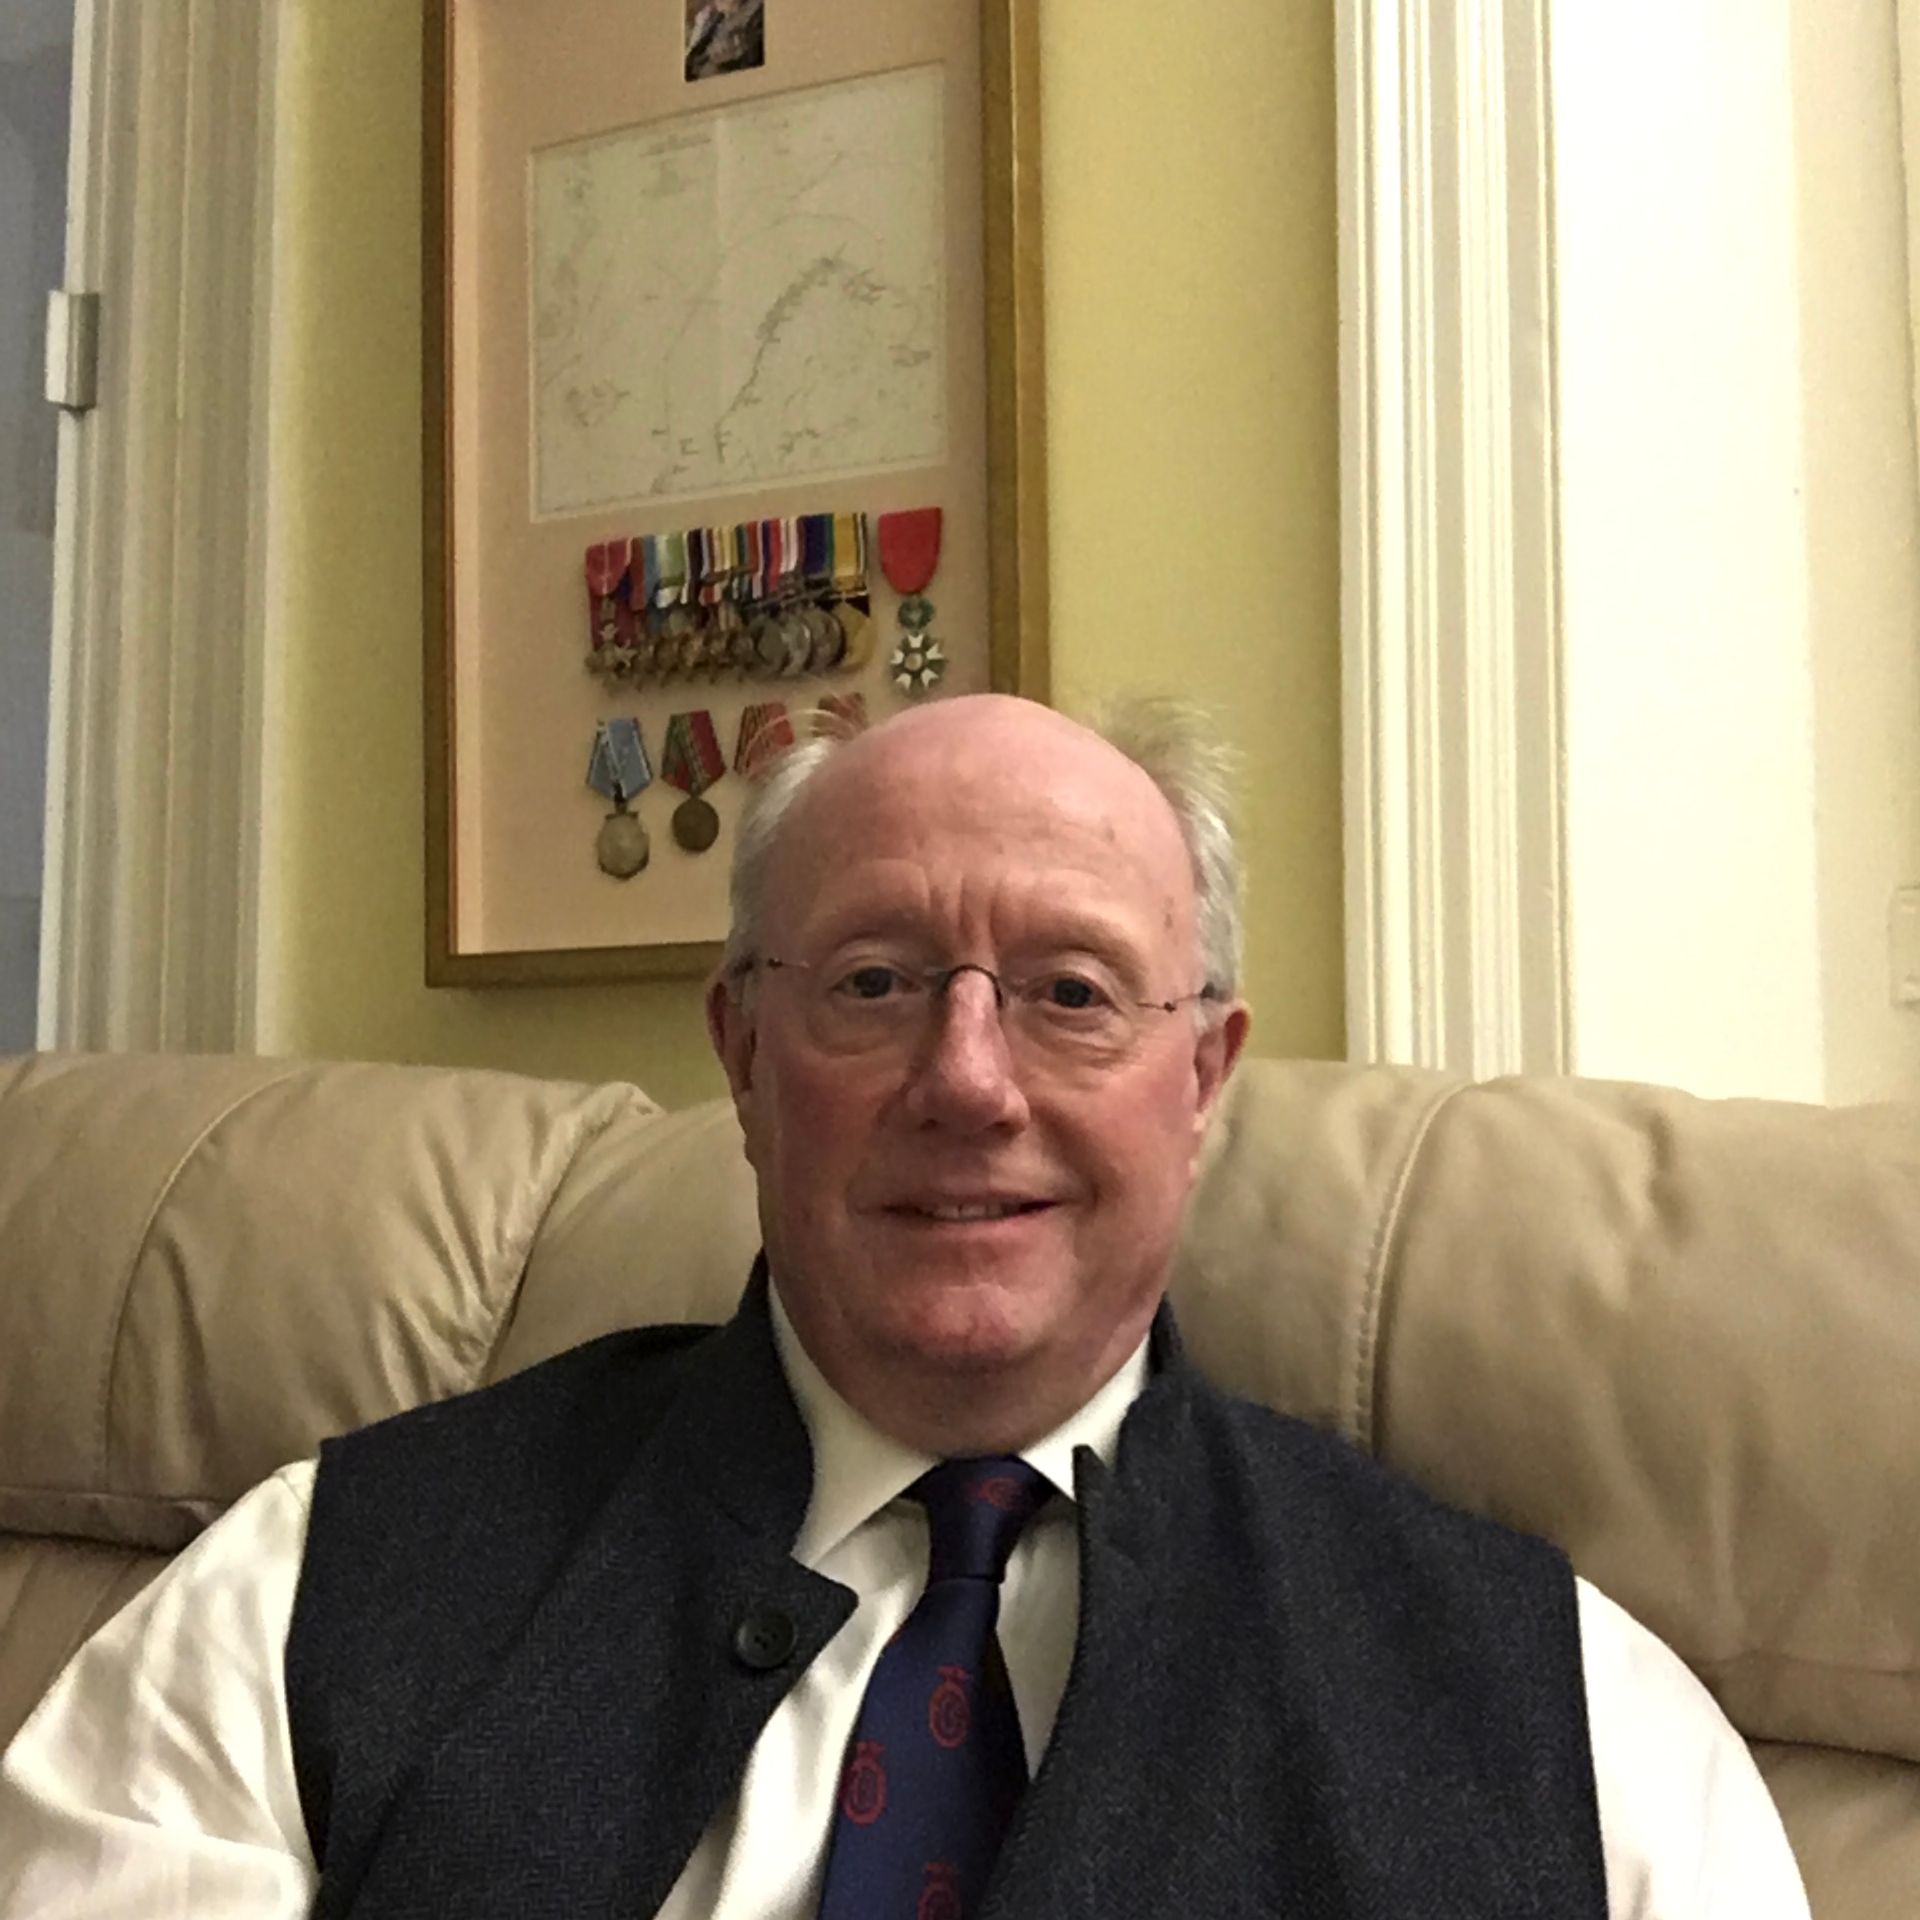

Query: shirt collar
<box><xmin>769</xmin><ymin>1278</ymin><xmax>1151</xmax><ymax>1571</ymax></box>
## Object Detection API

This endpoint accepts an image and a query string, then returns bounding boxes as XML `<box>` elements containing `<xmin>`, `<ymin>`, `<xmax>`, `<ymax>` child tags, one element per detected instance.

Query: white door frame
<box><xmin>39</xmin><ymin>0</ymin><xmax>281</xmax><ymax>1052</ymax></box>
<box><xmin>1336</xmin><ymin>0</ymin><xmax>1568</xmax><ymax>1076</ymax></box>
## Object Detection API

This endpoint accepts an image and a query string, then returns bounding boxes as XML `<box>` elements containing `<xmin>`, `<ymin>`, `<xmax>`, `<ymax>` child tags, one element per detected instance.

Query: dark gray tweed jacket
<box><xmin>285</xmin><ymin>1269</ymin><xmax>1608</xmax><ymax>1918</ymax></box>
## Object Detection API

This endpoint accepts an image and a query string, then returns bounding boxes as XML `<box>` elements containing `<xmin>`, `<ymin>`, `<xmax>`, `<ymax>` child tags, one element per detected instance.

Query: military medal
<box><xmin>793</xmin><ymin>513</ymin><xmax>834</xmax><ymax>672</ymax></box>
<box><xmin>679</xmin><ymin>528</ymin><xmax>712</xmax><ymax>676</ymax></box>
<box><xmin>732</xmin><ymin>520</ymin><xmax>768</xmax><ymax>675</ymax></box>
<box><xmin>832</xmin><ymin>600</ymin><xmax>873</xmax><ymax>671</ymax></box>
<box><xmin>695</xmin><ymin>524</ymin><xmax>733</xmax><ymax>675</ymax></box>
<box><xmin>706</xmin><ymin>524</ymin><xmax>747</xmax><ymax>679</ymax></box>
<box><xmin>750</xmin><ymin>606</ymin><xmax>787</xmax><ymax>678</ymax></box>
<box><xmin>774</xmin><ymin>516</ymin><xmax>814</xmax><ymax>676</ymax></box>
<box><xmin>753</xmin><ymin>517</ymin><xmax>797</xmax><ymax>677</ymax></box>
<box><xmin>779</xmin><ymin>606</ymin><xmax>815</xmax><ymax>677</ymax></box>
<box><xmin>586</xmin><ymin>717</ymin><xmax>653</xmax><ymax>878</ymax></box>
<box><xmin>660</xmin><ymin>708</ymin><xmax>726</xmax><ymax>851</ymax></box>
<box><xmin>595</xmin><ymin>804</ymin><xmax>648</xmax><ymax>877</ymax></box>
<box><xmin>584</xmin><ymin>540</ymin><xmax>616</xmax><ymax>671</ymax></box>
<box><xmin>877</xmin><ymin>507</ymin><xmax>944</xmax><ymax>697</ymax></box>
<box><xmin>631</xmin><ymin>534</ymin><xmax>659</xmax><ymax>678</ymax></box>
<box><xmin>888</xmin><ymin>629</ymin><xmax>946</xmax><ymax>696</ymax></box>
<box><xmin>652</xmin><ymin>530</ymin><xmax>694</xmax><ymax>680</ymax></box>
<box><xmin>735</xmin><ymin>700</ymin><xmax>796</xmax><ymax>781</ymax></box>
<box><xmin>832</xmin><ymin>511</ymin><xmax>868</xmax><ymax>600</ymax></box>
<box><xmin>797</xmin><ymin>602</ymin><xmax>838</xmax><ymax>673</ymax></box>
<box><xmin>584</xmin><ymin>538</ymin><xmax>637</xmax><ymax>677</ymax></box>
<box><xmin>804</xmin><ymin>514</ymin><xmax>847</xmax><ymax>671</ymax></box>
<box><xmin>830</xmin><ymin>511</ymin><xmax>874</xmax><ymax>671</ymax></box>
<box><xmin>620</xmin><ymin>534</ymin><xmax>653</xmax><ymax>679</ymax></box>
<box><xmin>778</xmin><ymin>517</ymin><xmax>821</xmax><ymax>675</ymax></box>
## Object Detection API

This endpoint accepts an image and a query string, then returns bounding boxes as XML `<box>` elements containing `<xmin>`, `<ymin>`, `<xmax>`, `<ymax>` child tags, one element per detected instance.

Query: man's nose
<box><xmin>898</xmin><ymin>966</ymin><xmax>1031</xmax><ymax>1132</ymax></box>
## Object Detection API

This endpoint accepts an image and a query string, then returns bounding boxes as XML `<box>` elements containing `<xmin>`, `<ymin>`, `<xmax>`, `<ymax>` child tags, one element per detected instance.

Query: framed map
<box><xmin>531</xmin><ymin>65</ymin><xmax>947</xmax><ymax>514</ymax></box>
<box><xmin>423</xmin><ymin>1</ymin><xmax>1048</xmax><ymax>984</ymax></box>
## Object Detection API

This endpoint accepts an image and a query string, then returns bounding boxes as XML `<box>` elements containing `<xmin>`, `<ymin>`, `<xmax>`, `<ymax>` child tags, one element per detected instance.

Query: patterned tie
<box><xmin>816</xmin><ymin>1456</ymin><xmax>1054</xmax><ymax>1920</ymax></box>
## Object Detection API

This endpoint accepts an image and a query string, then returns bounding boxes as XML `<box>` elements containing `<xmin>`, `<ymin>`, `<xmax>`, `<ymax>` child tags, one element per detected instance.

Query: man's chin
<box><xmin>875</xmin><ymin>1275</ymin><xmax>1046</xmax><ymax>1376</ymax></box>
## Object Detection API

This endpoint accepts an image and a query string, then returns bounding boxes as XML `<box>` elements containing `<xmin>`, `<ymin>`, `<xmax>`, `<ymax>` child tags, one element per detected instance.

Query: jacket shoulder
<box><xmin>323</xmin><ymin>1322</ymin><xmax>714</xmax><ymax>1464</ymax></box>
<box><xmin>303</xmin><ymin>1322</ymin><xmax>721</xmax><ymax>1590</ymax></box>
<box><xmin>1154</xmin><ymin>1367</ymin><xmax>1573</xmax><ymax>1583</ymax></box>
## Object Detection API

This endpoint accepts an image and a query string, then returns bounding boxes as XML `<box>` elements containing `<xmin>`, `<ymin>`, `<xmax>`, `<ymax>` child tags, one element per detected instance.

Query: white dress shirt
<box><xmin>0</xmin><ymin>1297</ymin><xmax>1810</xmax><ymax>1919</ymax></box>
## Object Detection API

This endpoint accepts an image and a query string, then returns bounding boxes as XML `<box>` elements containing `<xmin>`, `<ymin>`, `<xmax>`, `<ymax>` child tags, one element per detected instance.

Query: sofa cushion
<box><xmin>0</xmin><ymin>1055</ymin><xmax>655</xmax><ymax>1551</ymax></box>
<box><xmin>490</xmin><ymin>1097</ymin><xmax>761</xmax><ymax>1380</ymax></box>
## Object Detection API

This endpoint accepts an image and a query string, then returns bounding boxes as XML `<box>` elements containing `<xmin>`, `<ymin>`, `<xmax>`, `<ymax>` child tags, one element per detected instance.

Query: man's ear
<box><xmin>706</xmin><ymin>973</ymin><xmax>757</xmax><ymax>1109</ymax></box>
<box><xmin>1189</xmin><ymin>1000</ymin><xmax>1251</xmax><ymax>1163</ymax></box>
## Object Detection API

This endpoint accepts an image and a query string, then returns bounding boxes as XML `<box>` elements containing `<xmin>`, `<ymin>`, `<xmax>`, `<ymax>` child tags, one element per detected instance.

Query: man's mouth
<box><xmin>890</xmin><ymin>1199</ymin><xmax>1053</xmax><ymax>1223</ymax></box>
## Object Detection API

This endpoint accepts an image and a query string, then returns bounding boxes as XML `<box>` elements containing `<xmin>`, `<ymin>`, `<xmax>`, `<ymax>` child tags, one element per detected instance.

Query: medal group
<box><xmin>582</xmin><ymin>506</ymin><xmax>945</xmax><ymax>879</ymax></box>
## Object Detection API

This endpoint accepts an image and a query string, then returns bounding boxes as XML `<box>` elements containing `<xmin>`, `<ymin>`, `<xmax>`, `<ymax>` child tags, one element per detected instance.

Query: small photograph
<box><xmin>685</xmin><ymin>0</ymin><xmax>765</xmax><ymax>83</ymax></box>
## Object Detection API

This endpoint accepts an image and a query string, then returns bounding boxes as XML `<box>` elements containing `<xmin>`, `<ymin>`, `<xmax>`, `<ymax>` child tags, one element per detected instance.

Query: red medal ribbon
<box><xmin>661</xmin><ymin>710</ymin><xmax>725</xmax><ymax>797</ymax></box>
<box><xmin>876</xmin><ymin>507</ymin><xmax>942</xmax><ymax>595</ymax></box>
<box><xmin>585</xmin><ymin>539</ymin><xmax>633</xmax><ymax>654</ymax></box>
<box><xmin>584</xmin><ymin>539</ymin><xmax>627</xmax><ymax>597</ymax></box>
<box><xmin>735</xmin><ymin>701</ymin><xmax>796</xmax><ymax>779</ymax></box>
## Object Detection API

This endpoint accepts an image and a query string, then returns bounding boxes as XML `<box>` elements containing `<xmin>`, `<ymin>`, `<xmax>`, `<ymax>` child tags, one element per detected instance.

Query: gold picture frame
<box><xmin>423</xmin><ymin>0</ymin><xmax>1049</xmax><ymax>985</ymax></box>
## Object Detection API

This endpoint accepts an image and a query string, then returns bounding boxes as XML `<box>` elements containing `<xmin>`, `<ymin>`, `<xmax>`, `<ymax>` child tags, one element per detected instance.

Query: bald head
<box><xmin>765</xmin><ymin>697</ymin><xmax>1195</xmax><ymax>960</ymax></box>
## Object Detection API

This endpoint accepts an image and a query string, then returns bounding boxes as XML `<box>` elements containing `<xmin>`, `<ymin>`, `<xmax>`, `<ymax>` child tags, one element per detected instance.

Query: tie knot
<box><xmin>910</xmin><ymin>1456</ymin><xmax>1053</xmax><ymax>1583</ymax></box>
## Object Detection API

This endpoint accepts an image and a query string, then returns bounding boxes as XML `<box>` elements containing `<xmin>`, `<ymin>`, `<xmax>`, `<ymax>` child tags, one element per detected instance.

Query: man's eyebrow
<box><xmin>807</xmin><ymin>905</ymin><xmax>1155</xmax><ymax>967</ymax></box>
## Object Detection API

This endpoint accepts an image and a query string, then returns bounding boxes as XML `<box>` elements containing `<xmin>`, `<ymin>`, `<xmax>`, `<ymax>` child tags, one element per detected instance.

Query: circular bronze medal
<box><xmin>671</xmin><ymin>794</ymin><xmax>720</xmax><ymax>852</ymax></box>
<box><xmin>595</xmin><ymin>806</ymin><xmax>650</xmax><ymax>878</ymax></box>
<box><xmin>834</xmin><ymin>601</ymin><xmax>873</xmax><ymax>672</ymax></box>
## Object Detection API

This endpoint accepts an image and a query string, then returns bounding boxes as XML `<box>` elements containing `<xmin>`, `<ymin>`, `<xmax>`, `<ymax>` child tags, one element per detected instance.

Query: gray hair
<box><xmin>721</xmin><ymin>696</ymin><xmax>1244</xmax><ymax>997</ymax></box>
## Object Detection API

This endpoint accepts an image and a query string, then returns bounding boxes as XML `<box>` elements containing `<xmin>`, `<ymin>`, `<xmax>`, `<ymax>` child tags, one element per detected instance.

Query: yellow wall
<box><xmin>1039</xmin><ymin>0</ymin><xmax>1343</xmax><ymax>1063</ymax></box>
<box><xmin>268</xmin><ymin>0</ymin><xmax>1342</xmax><ymax>1106</ymax></box>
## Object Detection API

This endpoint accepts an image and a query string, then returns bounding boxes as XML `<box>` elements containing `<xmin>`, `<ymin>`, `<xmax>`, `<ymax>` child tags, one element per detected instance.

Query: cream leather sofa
<box><xmin>0</xmin><ymin>1051</ymin><xmax>1915</xmax><ymax>1915</ymax></box>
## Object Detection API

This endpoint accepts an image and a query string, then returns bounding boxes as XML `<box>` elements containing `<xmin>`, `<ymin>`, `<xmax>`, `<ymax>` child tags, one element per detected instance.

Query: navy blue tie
<box><xmin>816</xmin><ymin>1456</ymin><xmax>1054</xmax><ymax>1920</ymax></box>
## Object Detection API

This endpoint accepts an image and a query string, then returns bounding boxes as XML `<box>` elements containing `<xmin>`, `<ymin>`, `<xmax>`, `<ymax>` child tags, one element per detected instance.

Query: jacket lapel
<box><xmin>980</xmin><ymin>1309</ymin><xmax>1185</xmax><ymax>1919</ymax></box>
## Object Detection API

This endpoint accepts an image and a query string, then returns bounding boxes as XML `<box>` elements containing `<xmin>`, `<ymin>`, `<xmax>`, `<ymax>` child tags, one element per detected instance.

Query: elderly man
<box><xmin>2</xmin><ymin>695</ymin><xmax>1806</xmax><ymax>1917</ymax></box>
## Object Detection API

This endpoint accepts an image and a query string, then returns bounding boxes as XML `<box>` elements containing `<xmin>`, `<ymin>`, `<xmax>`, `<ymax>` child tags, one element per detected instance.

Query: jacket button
<box><xmin>732</xmin><ymin>1604</ymin><xmax>798</xmax><ymax>1671</ymax></box>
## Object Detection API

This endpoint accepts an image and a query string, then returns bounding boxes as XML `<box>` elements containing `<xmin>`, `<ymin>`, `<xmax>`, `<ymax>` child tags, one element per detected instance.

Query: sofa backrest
<box><xmin>1</xmin><ymin>1051</ymin><xmax>1915</xmax><ymax>1914</ymax></box>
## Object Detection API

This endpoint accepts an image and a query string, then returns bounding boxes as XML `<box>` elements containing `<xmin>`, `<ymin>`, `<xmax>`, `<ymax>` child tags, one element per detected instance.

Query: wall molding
<box><xmin>1335</xmin><ymin>0</ymin><xmax>1568</xmax><ymax>1075</ymax></box>
<box><xmin>39</xmin><ymin>0</ymin><xmax>281</xmax><ymax>1050</ymax></box>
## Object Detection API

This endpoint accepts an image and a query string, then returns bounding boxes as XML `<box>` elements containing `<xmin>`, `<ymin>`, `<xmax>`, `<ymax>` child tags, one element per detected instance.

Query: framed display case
<box><xmin>423</xmin><ymin>0</ymin><xmax>1048</xmax><ymax>982</ymax></box>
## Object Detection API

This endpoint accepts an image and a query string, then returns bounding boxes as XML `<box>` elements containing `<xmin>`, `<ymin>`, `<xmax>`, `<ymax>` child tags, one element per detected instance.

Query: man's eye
<box><xmin>1039</xmin><ymin>974</ymin><xmax>1111</xmax><ymax>1013</ymax></box>
<box><xmin>838</xmin><ymin>964</ymin><xmax>910</xmax><ymax>1001</ymax></box>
